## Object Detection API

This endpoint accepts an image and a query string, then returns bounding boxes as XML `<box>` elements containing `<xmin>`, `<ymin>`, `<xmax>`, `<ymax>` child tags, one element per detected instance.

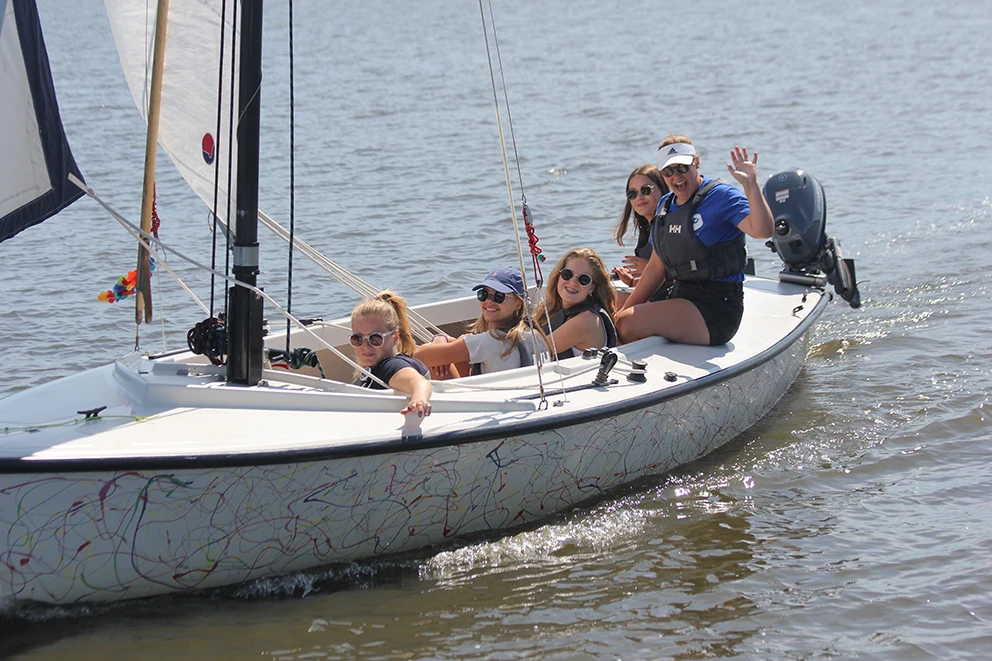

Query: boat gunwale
<box><xmin>0</xmin><ymin>290</ymin><xmax>830</xmax><ymax>474</ymax></box>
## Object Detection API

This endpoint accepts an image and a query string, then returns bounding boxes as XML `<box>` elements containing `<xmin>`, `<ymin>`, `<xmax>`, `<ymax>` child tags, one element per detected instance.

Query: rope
<box><xmin>477</xmin><ymin>0</ymin><xmax>551</xmax><ymax>405</ymax></box>
<box><xmin>150</xmin><ymin>184</ymin><xmax>161</xmax><ymax>237</ymax></box>
<box><xmin>70</xmin><ymin>175</ymin><xmax>391</xmax><ymax>389</ymax></box>
<box><xmin>257</xmin><ymin>211</ymin><xmax>441</xmax><ymax>344</ymax></box>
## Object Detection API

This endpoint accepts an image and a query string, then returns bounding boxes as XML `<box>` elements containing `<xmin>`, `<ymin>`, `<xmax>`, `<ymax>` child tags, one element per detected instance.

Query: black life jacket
<box><xmin>633</xmin><ymin>219</ymin><xmax>653</xmax><ymax>260</ymax></box>
<box><xmin>652</xmin><ymin>179</ymin><xmax>747</xmax><ymax>281</ymax></box>
<box><xmin>547</xmin><ymin>300</ymin><xmax>618</xmax><ymax>359</ymax></box>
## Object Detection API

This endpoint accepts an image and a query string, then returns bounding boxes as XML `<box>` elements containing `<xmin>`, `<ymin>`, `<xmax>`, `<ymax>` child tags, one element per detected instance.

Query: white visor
<box><xmin>658</xmin><ymin>142</ymin><xmax>697</xmax><ymax>169</ymax></box>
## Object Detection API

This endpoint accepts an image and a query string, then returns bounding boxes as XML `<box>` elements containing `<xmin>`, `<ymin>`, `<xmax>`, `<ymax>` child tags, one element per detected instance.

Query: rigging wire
<box><xmin>208</xmin><ymin>0</ymin><xmax>229</xmax><ymax>314</ymax></box>
<box><xmin>220</xmin><ymin>0</ymin><xmax>239</xmax><ymax>325</ymax></box>
<box><xmin>285</xmin><ymin>0</ymin><xmax>296</xmax><ymax>354</ymax></box>
<box><xmin>478</xmin><ymin>0</ymin><xmax>571</xmax><ymax>406</ymax></box>
<box><xmin>71</xmin><ymin>175</ymin><xmax>392</xmax><ymax>389</ymax></box>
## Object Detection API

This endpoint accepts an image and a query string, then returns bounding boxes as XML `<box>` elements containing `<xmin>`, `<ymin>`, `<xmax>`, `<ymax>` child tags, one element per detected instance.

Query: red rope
<box><xmin>522</xmin><ymin>203</ymin><xmax>544</xmax><ymax>284</ymax></box>
<box><xmin>151</xmin><ymin>184</ymin><xmax>161</xmax><ymax>238</ymax></box>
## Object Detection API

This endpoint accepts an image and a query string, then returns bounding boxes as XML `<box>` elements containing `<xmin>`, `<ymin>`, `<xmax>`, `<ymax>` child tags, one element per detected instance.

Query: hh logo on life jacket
<box><xmin>669</xmin><ymin>225</ymin><xmax>682</xmax><ymax>233</ymax></box>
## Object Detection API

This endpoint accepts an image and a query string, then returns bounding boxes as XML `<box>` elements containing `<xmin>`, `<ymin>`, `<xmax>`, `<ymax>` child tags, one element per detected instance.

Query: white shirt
<box><xmin>463</xmin><ymin>331</ymin><xmax>520</xmax><ymax>374</ymax></box>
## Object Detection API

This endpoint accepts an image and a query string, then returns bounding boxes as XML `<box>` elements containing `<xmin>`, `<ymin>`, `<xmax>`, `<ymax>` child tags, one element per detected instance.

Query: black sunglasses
<box><xmin>349</xmin><ymin>331</ymin><xmax>391</xmax><ymax>348</ymax></box>
<box><xmin>660</xmin><ymin>163</ymin><xmax>691</xmax><ymax>178</ymax></box>
<box><xmin>560</xmin><ymin>268</ymin><xmax>593</xmax><ymax>286</ymax></box>
<box><xmin>625</xmin><ymin>184</ymin><xmax>655</xmax><ymax>201</ymax></box>
<box><xmin>477</xmin><ymin>288</ymin><xmax>507</xmax><ymax>304</ymax></box>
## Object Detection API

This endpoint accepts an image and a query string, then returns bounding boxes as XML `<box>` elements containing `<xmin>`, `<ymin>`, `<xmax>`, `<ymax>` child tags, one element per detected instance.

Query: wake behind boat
<box><xmin>0</xmin><ymin>0</ymin><xmax>859</xmax><ymax>604</ymax></box>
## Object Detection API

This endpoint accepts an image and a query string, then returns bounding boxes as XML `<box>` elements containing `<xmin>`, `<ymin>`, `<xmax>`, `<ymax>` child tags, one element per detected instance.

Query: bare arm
<box><xmin>619</xmin><ymin>250</ymin><xmax>666</xmax><ymax>311</ymax></box>
<box><xmin>727</xmin><ymin>145</ymin><xmax>774</xmax><ymax>239</ymax></box>
<box><xmin>388</xmin><ymin>367</ymin><xmax>433</xmax><ymax>417</ymax></box>
<box><xmin>549</xmin><ymin>310</ymin><xmax>606</xmax><ymax>354</ymax></box>
<box><xmin>413</xmin><ymin>335</ymin><xmax>471</xmax><ymax>367</ymax></box>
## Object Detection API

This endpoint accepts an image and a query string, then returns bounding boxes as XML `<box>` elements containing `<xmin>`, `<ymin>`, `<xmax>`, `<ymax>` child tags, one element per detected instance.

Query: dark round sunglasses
<box><xmin>477</xmin><ymin>288</ymin><xmax>507</xmax><ymax>304</ymax></box>
<box><xmin>560</xmin><ymin>268</ymin><xmax>593</xmax><ymax>286</ymax></box>
<box><xmin>625</xmin><ymin>184</ymin><xmax>655</xmax><ymax>201</ymax></box>
<box><xmin>660</xmin><ymin>163</ymin><xmax>691</xmax><ymax>178</ymax></box>
<box><xmin>349</xmin><ymin>331</ymin><xmax>390</xmax><ymax>348</ymax></box>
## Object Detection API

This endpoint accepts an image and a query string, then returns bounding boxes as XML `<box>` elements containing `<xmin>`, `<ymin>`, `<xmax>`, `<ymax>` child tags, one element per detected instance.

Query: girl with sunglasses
<box><xmin>414</xmin><ymin>266</ymin><xmax>546</xmax><ymax>379</ymax></box>
<box><xmin>615</xmin><ymin>134</ymin><xmax>775</xmax><ymax>346</ymax></box>
<box><xmin>351</xmin><ymin>291</ymin><xmax>432</xmax><ymax>417</ymax></box>
<box><xmin>612</xmin><ymin>164</ymin><xmax>673</xmax><ymax>306</ymax></box>
<box><xmin>539</xmin><ymin>248</ymin><xmax>618</xmax><ymax>359</ymax></box>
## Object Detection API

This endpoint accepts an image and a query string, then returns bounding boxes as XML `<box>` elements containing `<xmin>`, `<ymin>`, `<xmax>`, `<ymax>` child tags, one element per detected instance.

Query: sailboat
<box><xmin>0</xmin><ymin>0</ymin><xmax>860</xmax><ymax>605</ymax></box>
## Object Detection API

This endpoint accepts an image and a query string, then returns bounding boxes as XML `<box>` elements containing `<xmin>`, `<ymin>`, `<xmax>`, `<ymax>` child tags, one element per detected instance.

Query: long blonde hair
<box><xmin>351</xmin><ymin>290</ymin><xmax>416</xmax><ymax>356</ymax></box>
<box><xmin>468</xmin><ymin>291</ymin><xmax>548</xmax><ymax>359</ymax></box>
<box><xmin>539</xmin><ymin>248</ymin><xmax>617</xmax><ymax>321</ymax></box>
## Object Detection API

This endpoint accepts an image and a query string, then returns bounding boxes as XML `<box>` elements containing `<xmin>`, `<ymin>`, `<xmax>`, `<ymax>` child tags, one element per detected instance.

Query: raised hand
<box><xmin>727</xmin><ymin>145</ymin><xmax>759</xmax><ymax>186</ymax></box>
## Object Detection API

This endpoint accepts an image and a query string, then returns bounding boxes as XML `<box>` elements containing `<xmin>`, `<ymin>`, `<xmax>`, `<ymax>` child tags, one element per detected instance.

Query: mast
<box><xmin>134</xmin><ymin>0</ymin><xmax>171</xmax><ymax>325</ymax></box>
<box><xmin>227</xmin><ymin>0</ymin><xmax>264</xmax><ymax>386</ymax></box>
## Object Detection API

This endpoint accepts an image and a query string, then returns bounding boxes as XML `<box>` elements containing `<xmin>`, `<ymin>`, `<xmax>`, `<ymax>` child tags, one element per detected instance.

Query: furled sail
<box><xmin>0</xmin><ymin>0</ymin><xmax>85</xmax><ymax>244</ymax></box>
<box><xmin>103</xmin><ymin>0</ymin><xmax>240</xmax><ymax>229</ymax></box>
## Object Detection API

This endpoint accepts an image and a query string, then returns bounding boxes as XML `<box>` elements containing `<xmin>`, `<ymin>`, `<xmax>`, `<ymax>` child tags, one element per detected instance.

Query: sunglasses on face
<box><xmin>560</xmin><ymin>268</ymin><xmax>593</xmax><ymax>287</ymax></box>
<box><xmin>349</xmin><ymin>331</ymin><xmax>392</xmax><ymax>348</ymax></box>
<box><xmin>476</xmin><ymin>288</ymin><xmax>508</xmax><ymax>304</ymax></box>
<box><xmin>626</xmin><ymin>184</ymin><xmax>655</xmax><ymax>201</ymax></box>
<box><xmin>661</xmin><ymin>163</ymin><xmax>691</xmax><ymax>178</ymax></box>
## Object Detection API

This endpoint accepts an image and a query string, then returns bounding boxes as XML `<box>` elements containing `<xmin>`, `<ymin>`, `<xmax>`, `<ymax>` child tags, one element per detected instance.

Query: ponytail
<box><xmin>351</xmin><ymin>290</ymin><xmax>417</xmax><ymax>356</ymax></box>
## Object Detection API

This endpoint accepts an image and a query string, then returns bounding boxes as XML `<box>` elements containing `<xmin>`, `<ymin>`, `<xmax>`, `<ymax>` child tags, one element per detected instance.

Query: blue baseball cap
<box><xmin>472</xmin><ymin>266</ymin><xmax>525</xmax><ymax>296</ymax></box>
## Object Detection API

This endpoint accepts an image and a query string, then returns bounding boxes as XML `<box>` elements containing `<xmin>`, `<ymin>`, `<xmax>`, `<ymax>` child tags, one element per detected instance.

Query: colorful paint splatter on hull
<box><xmin>1</xmin><ymin>340</ymin><xmax>805</xmax><ymax>603</ymax></box>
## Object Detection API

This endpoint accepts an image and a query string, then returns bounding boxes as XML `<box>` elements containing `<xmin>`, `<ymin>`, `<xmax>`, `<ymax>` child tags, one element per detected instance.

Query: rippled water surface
<box><xmin>2</xmin><ymin>0</ymin><xmax>991</xmax><ymax>658</ymax></box>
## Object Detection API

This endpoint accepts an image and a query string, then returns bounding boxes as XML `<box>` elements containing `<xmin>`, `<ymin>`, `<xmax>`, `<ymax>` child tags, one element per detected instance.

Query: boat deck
<box><xmin>0</xmin><ymin>277</ymin><xmax>826</xmax><ymax>467</ymax></box>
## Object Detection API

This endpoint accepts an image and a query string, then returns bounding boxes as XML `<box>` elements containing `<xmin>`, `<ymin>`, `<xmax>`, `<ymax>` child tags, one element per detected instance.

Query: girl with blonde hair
<box><xmin>351</xmin><ymin>291</ymin><xmax>432</xmax><ymax>417</ymax></box>
<box><xmin>539</xmin><ymin>248</ymin><xmax>618</xmax><ymax>359</ymax></box>
<box><xmin>415</xmin><ymin>266</ymin><xmax>547</xmax><ymax>379</ymax></box>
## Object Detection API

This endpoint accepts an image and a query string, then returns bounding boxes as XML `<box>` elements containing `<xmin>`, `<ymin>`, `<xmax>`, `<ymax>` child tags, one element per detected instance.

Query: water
<box><xmin>1</xmin><ymin>0</ymin><xmax>991</xmax><ymax>658</ymax></box>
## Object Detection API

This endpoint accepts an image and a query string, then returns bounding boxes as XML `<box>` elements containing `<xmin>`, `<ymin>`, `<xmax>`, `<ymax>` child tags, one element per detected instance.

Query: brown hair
<box><xmin>351</xmin><ymin>290</ymin><xmax>416</xmax><ymax>356</ymax></box>
<box><xmin>539</xmin><ymin>248</ymin><xmax>617</xmax><ymax>322</ymax></box>
<box><xmin>614</xmin><ymin>164</ymin><xmax>669</xmax><ymax>247</ymax></box>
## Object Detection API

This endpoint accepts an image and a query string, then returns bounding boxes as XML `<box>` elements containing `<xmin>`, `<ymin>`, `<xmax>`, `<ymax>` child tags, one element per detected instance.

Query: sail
<box><xmin>103</xmin><ymin>0</ymin><xmax>240</xmax><ymax>229</ymax></box>
<box><xmin>0</xmin><ymin>0</ymin><xmax>85</xmax><ymax>244</ymax></box>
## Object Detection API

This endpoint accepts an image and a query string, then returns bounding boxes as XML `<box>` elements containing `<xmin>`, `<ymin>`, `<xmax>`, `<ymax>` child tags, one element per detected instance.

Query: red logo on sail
<box><xmin>202</xmin><ymin>134</ymin><xmax>215</xmax><ymax>164</ymax></box>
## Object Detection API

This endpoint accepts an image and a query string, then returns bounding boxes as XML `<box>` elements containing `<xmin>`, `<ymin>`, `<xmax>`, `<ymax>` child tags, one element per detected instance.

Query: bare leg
<box><xmin>615</xmin><ymin>298</ymin><xmax>710</xmax><ymax>345</ymax></box>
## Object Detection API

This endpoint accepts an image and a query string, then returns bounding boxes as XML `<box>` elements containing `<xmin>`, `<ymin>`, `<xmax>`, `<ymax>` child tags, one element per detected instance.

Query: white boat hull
<box><xmin>0</xmin><ymin>278</ymin><xmax>826</xmax><ymax>603</ymax></box>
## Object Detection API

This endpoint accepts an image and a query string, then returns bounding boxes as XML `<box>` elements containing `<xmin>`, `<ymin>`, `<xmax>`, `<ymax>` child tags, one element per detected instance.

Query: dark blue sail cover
<box><xmin>0</xmin><ymin>0</ymin><xmax>85</xmax><ymax>244</ymax></box>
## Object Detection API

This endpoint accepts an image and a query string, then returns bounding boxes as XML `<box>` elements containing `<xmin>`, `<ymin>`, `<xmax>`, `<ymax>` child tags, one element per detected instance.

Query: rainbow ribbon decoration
<box><xmin>98</xmin><ymin>258</ymin><xmax>156</xmax><ymax>303</ymax></box>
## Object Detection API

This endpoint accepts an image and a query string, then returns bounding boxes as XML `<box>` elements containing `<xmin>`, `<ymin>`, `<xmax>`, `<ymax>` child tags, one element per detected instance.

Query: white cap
<box><xmin>658</xmin><ymin>142</ymin><xmax>696</xmax><ymax>169</ymax></box>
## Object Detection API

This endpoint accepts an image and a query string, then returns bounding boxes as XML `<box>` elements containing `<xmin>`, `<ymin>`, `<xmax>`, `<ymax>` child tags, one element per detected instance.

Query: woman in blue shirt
<box><xmin>615</xmin><ymin>134</ymin><xmax>774</xmax><ymax>346</ymax></box>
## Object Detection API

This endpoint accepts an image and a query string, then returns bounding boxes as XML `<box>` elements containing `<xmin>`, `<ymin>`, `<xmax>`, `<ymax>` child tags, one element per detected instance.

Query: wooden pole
<box><xmin>135</xmin><ymin>0</ymin><xmax>170</xmax><ymax>325</ymax></box>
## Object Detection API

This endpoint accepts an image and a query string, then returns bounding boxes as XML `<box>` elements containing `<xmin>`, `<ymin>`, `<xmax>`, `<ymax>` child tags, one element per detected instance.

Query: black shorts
<box><xmin>671</xmin><ymin>280</ymin><xmax>744</xmax><ymax>345</ymax></box>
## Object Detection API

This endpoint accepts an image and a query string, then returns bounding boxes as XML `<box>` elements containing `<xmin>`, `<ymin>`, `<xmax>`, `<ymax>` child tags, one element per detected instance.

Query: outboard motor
<box><xmin>762</xmin><ymin>169</ymin><xmax>860</xmax><ymax>308</ymax></box>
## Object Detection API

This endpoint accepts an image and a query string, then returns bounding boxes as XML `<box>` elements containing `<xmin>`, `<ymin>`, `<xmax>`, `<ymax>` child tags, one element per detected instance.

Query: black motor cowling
<box><xmin>762</xmin><ymin>169</ymin><xmax>860</xmax><ymax>308</ymax></box>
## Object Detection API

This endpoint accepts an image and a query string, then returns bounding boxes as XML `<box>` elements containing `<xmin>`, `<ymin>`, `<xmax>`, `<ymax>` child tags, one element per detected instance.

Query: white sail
<box><xmin>0</xmin><ymin>0</ymin><xmax>85</xmax><ymax>242</ymax></box>
<box><xmin>103</xmin><ymin>0</ymin><xmax>240</xmax><ymax>229</ymax></box>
